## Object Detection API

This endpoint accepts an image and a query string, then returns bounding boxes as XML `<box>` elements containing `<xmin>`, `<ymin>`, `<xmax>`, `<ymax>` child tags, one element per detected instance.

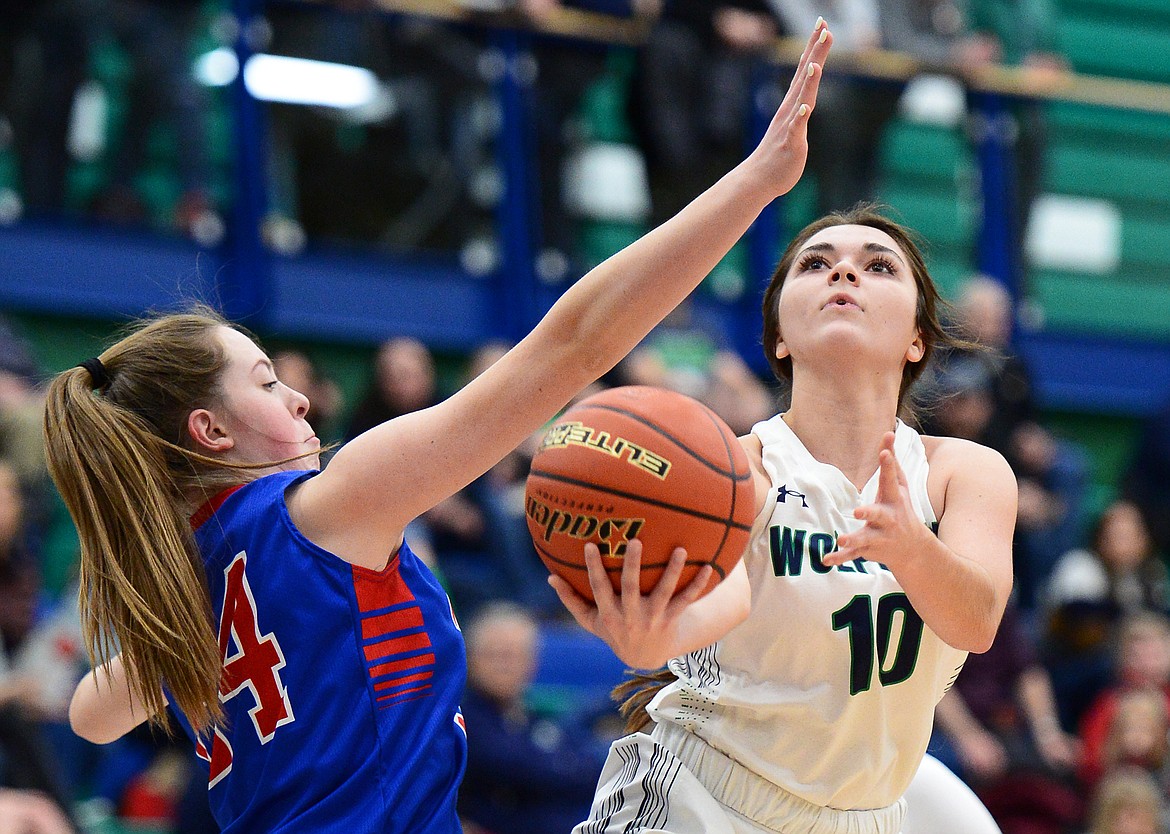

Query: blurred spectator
<box><xmin>0</xmin><ymin>460</ymin><xmax>41</xmax><ymax>676</ymax></box>
<box><xmin>765</xmin><ymin>0</ymin><xmax>890</xmax><ymax>214</ymax></box>
<box><xmin>618</xmin><ymin>301</ymin><xmax>775</xmax><ymax>436</ymax></box>
<box><xmin>0</xmin><ymin>0</ymin><xmax>90</xmax><ymax>217</ymax></box>
<box><xmin>1010</xmin><ymin>420</ymin><xmax>1092</xmax><ymax>618</ymax></box>
<box><xmin>345</xmin><ymin>336</ymin><xmax>438</xmax><ymax>439</ymax></box>
<box><xmin>1084</xmin><ymin>767</ymin><xmax>1166</xmax><ymax>834</ymax></box>
<box><xmin>878</xmin><ymin>0</ymin><xmax>990</xmax><ymax>69</ymax></box>
<box><xmin>272</xmin><ymin>349</ymin><xmax>343</xmax><ymax>443</ymax></box>
<box><xmin>461</xmin><ymin>341</ymin><xmax>562</xmax><ymax>618</ymax></box>
<box><xmin>921</xmin><ymin>278</ymin><xmax>1084</xmax><ymax>616</ymax></box>
<box><xmin>1043</xmin><ymin>501</ymin><xmax>1167</xmax><ymax>733</ymax></box>
<box><xmin>1078</xmin><ymin>613</ymin><xmax>1170</xmax><ymax>790</ymax></box>
<box><xmin>919</xmin><ymin>275</ymin><xmax>1034</xmax><ymax>456</ymax></box>
<box><xmin>931</xmin><ymin>597</ymin><xmax>1082</xmax><ymax>833</ymax></box>
<box><xmin>1046</xmin><ymin>500</ymin><xmax>1169</xmax><ymax>625</ymax></box>
<box><xmin>1123</xmin><ymin>392</ymin><xmax>1170</xmax><ymax>562</ymax></box>
<box><xmin>0</xmin><ymin>787</ymin><xmax>75</xmax><ymax>834</ymax></box>
<box><xmin>1094</xmin><ymin>688</ymin><xmax>1170</xmax><ymax>794</ymax></box>
<box><xmin>954</xmin><ymin>275</ymin><xmax>1035</xmax><ymax>452</ymax></box>
<box><xmin>517</xmin><ymin>0</ymin><xmax>660</xmax><ymax>281</ymax></box>
<box><xmin>0</xmin><ymin>315</ymin><xmax>47</xmax><ymax>490</ymax></box>
<box><xmin>632</xmin><ymin>0</ymin><xmax>782</xmax><ymax>227</ymax></box>
<box><xmin>964</xmin><ymin>0</ymin><xmax>1068</xmax><ymax>292</ymax></box>
<box><xmin>458</xmin><ymin>603</ymin><xmax>606</xmax><ymax>834</ymax></box>
<box><xmin>0</xmin><ymin>460</ymin><xmax>79</xmax><ymax>831</ymax></box>
<box><xmin>89</xmin><ymin>0</ymin><xmax>221</xmax><ymax>241</ymax></box>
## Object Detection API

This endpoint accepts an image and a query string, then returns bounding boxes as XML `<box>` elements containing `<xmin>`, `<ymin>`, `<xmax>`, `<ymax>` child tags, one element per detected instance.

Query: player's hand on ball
<box><xmin>549</xmin><ymin>540</ymin><xmax>714</xmax><ymax>670</ymax></box>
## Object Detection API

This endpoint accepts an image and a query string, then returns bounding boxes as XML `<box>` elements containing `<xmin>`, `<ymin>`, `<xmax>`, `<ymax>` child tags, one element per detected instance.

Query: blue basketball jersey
<box><xmin>180</xmin><ymin>470</ymin><xmax>467</xmax><ymax>833</ymax></box>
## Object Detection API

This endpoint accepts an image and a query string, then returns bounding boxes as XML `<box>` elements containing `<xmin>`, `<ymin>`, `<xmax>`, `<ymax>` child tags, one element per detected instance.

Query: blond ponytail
<box><xmin>44</xmin><ymin>308</ymin><xmax>256</xmax><ymax>734</ymax></box>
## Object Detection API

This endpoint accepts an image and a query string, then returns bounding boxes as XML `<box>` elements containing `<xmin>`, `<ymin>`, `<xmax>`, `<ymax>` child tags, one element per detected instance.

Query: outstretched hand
<box><xmin>745</xmin><ymin>18</ymin><xmax>833</xmax><ymax>199</ymax></box>
<box><xmin>824</xmin><ymin>432</ymin><xmax>931</xmax><ymax>570</ymax></box>
<box><xmin>548</xmin><ymin>540</ymin><xmax>713</xmax><ymax>670</ymax></box>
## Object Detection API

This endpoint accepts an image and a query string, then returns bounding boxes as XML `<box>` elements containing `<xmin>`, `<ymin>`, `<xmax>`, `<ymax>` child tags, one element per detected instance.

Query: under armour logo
<box><xmin>776</xmin><ymin>485</ymin><xmax>808</xmax><ymax>508</ymax></box>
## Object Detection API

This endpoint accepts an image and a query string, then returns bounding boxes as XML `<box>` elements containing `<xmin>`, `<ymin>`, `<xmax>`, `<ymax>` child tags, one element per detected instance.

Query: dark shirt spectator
<box><xmin>1124</xmin><ymin>393</ymin><xmax>1170</xmax><ymax>561</ymax></box>
<box><xmin>458</xmin><ymin>603</ymin><xmax>606</xmax><ymax>834</ymax></box>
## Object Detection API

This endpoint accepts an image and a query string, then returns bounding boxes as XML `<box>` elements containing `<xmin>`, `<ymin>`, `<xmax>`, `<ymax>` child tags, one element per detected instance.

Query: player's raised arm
<box><xmin>295</xmin><ymin>23</ymin><xmax>835</xmax><ymax>566</ymax></box>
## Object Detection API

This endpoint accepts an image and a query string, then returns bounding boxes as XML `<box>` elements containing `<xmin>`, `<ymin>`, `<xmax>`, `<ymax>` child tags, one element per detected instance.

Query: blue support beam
<box><xmin>221</xmin><ymin>0</ymin><xmax>272</xmax><ymax>325</ymax></box>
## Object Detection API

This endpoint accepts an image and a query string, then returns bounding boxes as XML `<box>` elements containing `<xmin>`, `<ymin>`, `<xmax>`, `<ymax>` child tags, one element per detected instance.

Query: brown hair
<box><xmin>612</xmin><ymin>668</ymin><xmax>675</xmax><ymax>734</ymax></box>
<box><xmin>760</xmin><ymin>204</ymin><xmax>968</xmax><ymax>408</ymax></box>
<box><xmin>44</xmin><ymin>305</ymin><xmax>278</xmax><ymax>733</ymax></box>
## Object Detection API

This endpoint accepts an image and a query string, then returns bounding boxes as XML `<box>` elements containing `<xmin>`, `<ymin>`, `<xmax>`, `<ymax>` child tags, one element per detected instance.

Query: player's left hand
<box><xmin>823</xmin><ymin>432</ymin><xmax>931</xmax><ymax>570</ymax></box>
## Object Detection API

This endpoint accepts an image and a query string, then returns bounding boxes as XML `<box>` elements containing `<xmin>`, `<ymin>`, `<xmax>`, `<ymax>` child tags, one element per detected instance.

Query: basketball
<box><xmin>524</xmin><ymin>385</ymin><xmax>755</xmax><ymax>602</ymax></box>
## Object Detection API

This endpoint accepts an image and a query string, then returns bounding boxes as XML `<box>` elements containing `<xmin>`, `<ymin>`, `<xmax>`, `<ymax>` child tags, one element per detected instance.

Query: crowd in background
<box><xmin>2</xmin><ymin>1</ymin><xmax>1170</xmax><ymax>833</ymax></box>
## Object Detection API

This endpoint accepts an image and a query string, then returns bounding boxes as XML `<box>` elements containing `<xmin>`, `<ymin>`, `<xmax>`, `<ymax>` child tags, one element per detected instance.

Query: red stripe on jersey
<box><xmin>190</xmin><ymin>485</ymin><xmax>245</xmax><ymax>531</ymax></box>
<box><xmin>361</xmin><ymin>605</ymin><xmax>424</xmax><ymax>640</ymax></box>
<box><xmin>373</xmin><ymin>670</ymin><xmax>433</xmax><ymax>692</ymax></box>
<box><xmin>352</xmin><ymin>557</ymin><xmax>414</xmax><ymax>613</ymax></box>
<box><xmin>369</xmin><ymin>652</ymin><xmax>435</xmax><ymax>678</ymax></box>
<box><xmin>363</xmin><ymin>631</ymin><xmax>432</xmax><ymax>662</ymax></box>
<box><xmin>376</xmin><ymin>684</ymin><xmax>432</xmax><ymax>703</ymax></box>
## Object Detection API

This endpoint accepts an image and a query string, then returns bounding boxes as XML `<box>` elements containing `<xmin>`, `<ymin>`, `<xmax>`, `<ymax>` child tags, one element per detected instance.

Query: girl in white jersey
<box><xmin>551</xmin><ymin>206</ymin><xmax>1018</xmax><ymax>834</ymax></box>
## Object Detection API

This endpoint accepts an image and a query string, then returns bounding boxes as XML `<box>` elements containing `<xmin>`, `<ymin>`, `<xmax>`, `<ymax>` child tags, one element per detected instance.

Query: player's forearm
<box><xmin>530</xmin><ymin>163</ymin><xmax>776</xmax><ymax>381</ymax></box>
<box><xmin>894</xmin><ymin>536</ymin><xmax>1004</xmax><ymax>653</ymax></box>
<box><xmin>669</xmin><ymin>560</ymin><xmax>752</xmax><ymax>664</ymax></box>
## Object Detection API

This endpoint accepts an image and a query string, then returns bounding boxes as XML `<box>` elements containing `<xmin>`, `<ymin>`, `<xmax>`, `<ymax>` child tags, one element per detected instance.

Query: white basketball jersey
<box><xmin>647</xmin><ymin>416</ymin><xmax>967</xmax><ymax>810</ymax></box>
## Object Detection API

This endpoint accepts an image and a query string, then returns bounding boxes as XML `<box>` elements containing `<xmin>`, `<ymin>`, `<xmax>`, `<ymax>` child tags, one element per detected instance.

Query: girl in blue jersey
<box><xmin>45</xmin><ymin>21</ymin><xmax>835</xmax><ymax>834</ymax></box>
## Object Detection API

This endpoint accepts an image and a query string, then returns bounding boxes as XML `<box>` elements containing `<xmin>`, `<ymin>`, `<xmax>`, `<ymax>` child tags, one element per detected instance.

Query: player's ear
<box><xmin>188</xmin><ymin>408</ymin><xmax>234</xmax><ymax>453</ymax></box>
<box><xmin>905</xmin><ymin>330</ymin><xmax>925</xmax><ymax>364</ymax></box>
<box><xmin>774</xmin><ymin>332</ymin><xmax>790</xmax><ymax>363</ymax></box>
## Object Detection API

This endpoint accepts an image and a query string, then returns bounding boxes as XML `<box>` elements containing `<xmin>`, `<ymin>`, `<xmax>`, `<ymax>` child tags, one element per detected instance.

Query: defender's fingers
<box><xmin>780</xmin><ymin>20</ymin><xmax>829</xmax><ymax>112</ymax></box>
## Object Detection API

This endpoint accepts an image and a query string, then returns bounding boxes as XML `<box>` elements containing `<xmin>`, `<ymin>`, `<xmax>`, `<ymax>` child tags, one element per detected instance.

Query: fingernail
<box><xmin>819</xmin><ymin>28</ymin><xmax>829</xmax><ymax>43</ymax></box>
<box><xmin>815</xmin><ymin>16</ymin><xmax>824</xmax><ymax>29</ymax></box>
<box><xmin>808</xmin><ymin>63</ymin><xmax>816</xmax><ymax>77</ymax></box>
<box><xmin>798</xmin><ymin>103</ymin><xmax>809</xmax><ymax>117</ymax></box>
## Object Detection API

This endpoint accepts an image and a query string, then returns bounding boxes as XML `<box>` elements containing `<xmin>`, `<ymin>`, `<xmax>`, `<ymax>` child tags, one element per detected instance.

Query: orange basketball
<box><xmin>525</xmin><ymin>385</ymin><xmax>755</xmax><ymax>602</ymax></box>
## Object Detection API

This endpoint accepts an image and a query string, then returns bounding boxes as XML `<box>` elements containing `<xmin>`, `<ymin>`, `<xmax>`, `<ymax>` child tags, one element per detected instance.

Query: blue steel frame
<box><xmin>0</xmin><ymin>2</ymin><xmax>1167</xmax><ymax>416</ymax></box>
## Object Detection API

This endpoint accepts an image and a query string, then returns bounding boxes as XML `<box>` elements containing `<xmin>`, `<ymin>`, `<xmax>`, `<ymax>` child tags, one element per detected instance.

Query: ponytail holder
<box><xmin>78</xmin><ymin>357</ymin><xmax>111</xmax><ymax>390</ymax></box>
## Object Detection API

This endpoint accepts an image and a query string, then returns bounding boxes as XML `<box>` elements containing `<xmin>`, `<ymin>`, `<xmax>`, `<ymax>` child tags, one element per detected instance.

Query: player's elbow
<box><xmin>69</xmin><ymin>688</ymin><xmax>124</xmax><ymax>745</ymax></box>
<box><xmin>946</xmin><ymin>612</ymin><xmax>1001</xmax><ymax>654</ymax></box>
<box><xmin>963</xmin><ymin>628</ymin><xmax>997</xmax><ymax>655</ymax></box>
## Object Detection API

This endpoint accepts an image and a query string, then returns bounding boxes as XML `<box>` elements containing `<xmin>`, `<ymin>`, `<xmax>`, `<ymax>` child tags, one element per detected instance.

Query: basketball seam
<box><xmin>695</xmin><ymin>400</ymin><xmax>748</xmax><ymax>570</ymax></box>
<box><xmin>532</xmin><ymin>539</ymin><xmax>728</xmax><ymax>580</ymax></box>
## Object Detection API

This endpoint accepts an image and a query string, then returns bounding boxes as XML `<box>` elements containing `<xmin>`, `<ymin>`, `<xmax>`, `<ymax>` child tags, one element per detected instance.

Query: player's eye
<box><xmin>798</xmin><ymin>253</ymin><xmax>829</xmax><ymax>271</ymax></box>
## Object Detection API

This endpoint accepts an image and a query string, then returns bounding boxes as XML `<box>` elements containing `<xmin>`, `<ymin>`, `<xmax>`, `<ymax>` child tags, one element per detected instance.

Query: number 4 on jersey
<box><xmin>198</xmin><ymin>552</ymin><xmax>295</xmax><ymax>786</ymax></box>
